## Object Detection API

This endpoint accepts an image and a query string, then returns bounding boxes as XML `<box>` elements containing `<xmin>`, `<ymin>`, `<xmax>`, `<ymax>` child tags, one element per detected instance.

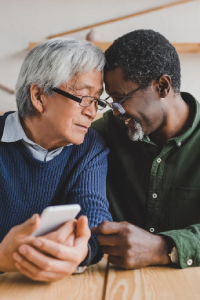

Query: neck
<box><xmin>149</xmin><ymin>94</ymin><xmax>195</xmax><ymax>148</ymax></box>
<box><xmin>21</xmin><ymin>115</ymin><xmax>69</xmax><ymax>151</ymax></box>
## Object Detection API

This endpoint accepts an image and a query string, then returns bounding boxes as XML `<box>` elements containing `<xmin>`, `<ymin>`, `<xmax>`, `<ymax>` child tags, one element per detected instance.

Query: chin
<box><xmin>70</xmin><ymin>134</ymin><xmax>86</xmax><ymax>145</ymax></box>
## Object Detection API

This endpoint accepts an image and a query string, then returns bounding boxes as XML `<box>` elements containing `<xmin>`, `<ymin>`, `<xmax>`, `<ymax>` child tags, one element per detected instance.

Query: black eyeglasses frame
<box><xmin>52</xmin><ymin>88</ymin><xmax>107</xmax><ymax>110</ymax></box>
<box><xmin>102</xmin><ymin>85</ymin><xmax>143</xmax><ymax>115</ymax></box>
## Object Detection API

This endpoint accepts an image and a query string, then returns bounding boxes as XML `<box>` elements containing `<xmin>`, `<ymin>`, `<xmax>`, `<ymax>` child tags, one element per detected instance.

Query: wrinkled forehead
<box><xmin>61</xmin><ymin>70</ymin><xmax>104</xmax><ymax>94</ymax></box>
<box><xmin>104</xmin><ymin>67</ymin><xmax>139</xmax><ymax>96</ymax></box>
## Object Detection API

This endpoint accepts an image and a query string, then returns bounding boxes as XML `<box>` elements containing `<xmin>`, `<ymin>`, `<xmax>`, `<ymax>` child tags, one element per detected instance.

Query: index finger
<box><xmin>43</xmin><ymin>219</ymin><xmax>77</xmax><ymax>244</ymax></box>
<box><xmin>92</xmin><ymin>221</ymin><xmax>121</xmax><ymax>235</ymax></box>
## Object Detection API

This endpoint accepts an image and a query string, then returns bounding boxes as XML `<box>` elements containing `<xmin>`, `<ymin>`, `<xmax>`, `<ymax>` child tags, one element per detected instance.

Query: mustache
<box><xmin>118</xmin><ymin>114</ymin><xmax>140</xmax><ymax>124</ymax></box>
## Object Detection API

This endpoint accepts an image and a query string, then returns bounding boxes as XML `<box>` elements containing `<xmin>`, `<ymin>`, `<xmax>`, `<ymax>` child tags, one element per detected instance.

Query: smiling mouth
<box><xmin>75</xmin><ymin>124</ymin><xmax>89</xmax><ymax>131</ymax></box>
<box><xmin>124</xmin><ymin>118</ymin><xmax>131</xmax><ymax>125</ymax></box>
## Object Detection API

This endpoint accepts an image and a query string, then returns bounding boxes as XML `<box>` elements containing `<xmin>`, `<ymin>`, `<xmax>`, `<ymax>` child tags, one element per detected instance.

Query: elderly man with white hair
<box><xmin>0</xmin><ymin>38</ymin><xmax>112</xmax><ymax>281</ymax></box>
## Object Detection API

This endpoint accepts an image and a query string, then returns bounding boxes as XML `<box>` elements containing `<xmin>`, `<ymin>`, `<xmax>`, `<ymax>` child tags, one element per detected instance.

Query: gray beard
<box><xmin>127</xmin><ymin>119</ymin><xmax>144</xmax><ymax>141</ymax></box>
<box><xmin>118</xmin><ymin>115</ymin><xmax>144</xmax><ymax>141</ymax></box>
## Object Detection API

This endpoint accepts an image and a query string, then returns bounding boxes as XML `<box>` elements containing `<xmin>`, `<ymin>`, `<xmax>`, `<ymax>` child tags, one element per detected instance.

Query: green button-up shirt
<box><xmin>92</xmin><ymin>92</ymin><xmax>200</xmax><ymax>269</ymax></box>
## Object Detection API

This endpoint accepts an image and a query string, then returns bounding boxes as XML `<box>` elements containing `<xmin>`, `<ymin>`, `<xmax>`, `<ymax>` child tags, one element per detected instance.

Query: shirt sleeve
<box><xmin>67</xmin><ymin>136</ymin><xmax>113</xmax><ymax>265</ymax></box>
<box><xmin>158</xmin><ymin>225</ymin><xmax>200</xmax><ymax>268</ymax></box>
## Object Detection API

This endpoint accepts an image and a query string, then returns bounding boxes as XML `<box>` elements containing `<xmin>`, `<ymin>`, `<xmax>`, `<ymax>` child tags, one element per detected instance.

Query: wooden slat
<box><xmin>92</xmin><ymin>42</ymin><xmax>200</xmax><ymax>54</ymax></box>
<box><xmin>105</xmin><ymin>264</ymin><xmax>200</xmax><ymax>300</ymax></box>
<box><xmin>47</xmin><ymin>0</ymin><xmax>194</xmax><ymax>39</ymax></box>
<box><xmin>29</xmin><ymin>42</ymin><xmax>39</xmax><ymax>50</ymax></box>
<box><xmin>29</xmin><ymin>41</ymin><xmax>200</xmax><ymax>54</ymax></box>
<box><xmin>173</xmin><ymin>43</ymin><xmax>200</xmax><ymax>53</ymax></box>
<box><xmin>0</xmin><ymin>257</ymin><xmax>108</xmax><ymax>300</ymax></box>
<box><xmin>0</xmin><ymin>83</ymin><xmax>15</xmax><ymax>94</ymax></box>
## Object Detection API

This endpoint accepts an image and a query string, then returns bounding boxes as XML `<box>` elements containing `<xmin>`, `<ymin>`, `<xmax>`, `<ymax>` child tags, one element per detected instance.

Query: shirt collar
<box><xmin>1</xmin><ymin>111</ymin><xmax>72</xmax><ymax>149</ymax></box>
<box><xmin>142</xmin><ymin>92</ymin><xmax>199</xmax><ymax>147</ymax></box>
<box><xmin>1</xmin><ymin>111</ymin><xmax>33</xmax><ymax>144</ymax></box>
<box><xmin>172</xmin><ymin>92</ymin><xmax>198</xmax><ymax>147</ymax></box>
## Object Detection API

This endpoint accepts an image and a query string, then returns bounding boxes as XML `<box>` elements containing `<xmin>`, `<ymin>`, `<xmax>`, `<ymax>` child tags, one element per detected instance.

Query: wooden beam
<box><xmin>47</xmin><ymin>0</ymin><xmax>194</xmax><ymax>39</ymax></box>
<box><xmin>173</xmin><ymin>43</ymin><xmax>200</xmax><ymax>53</ymax></box>
<box><xmin>29</xmin><ymin>41</ymin><xmax>200</xmax><ymax>53</ymax></box>
<box><xmin>0</xmin><ymin>83</ymin><xmax>15</xmax><ymax>94</ymax></box>
<box><xmin>95</xmin><ymin>42</ymin><xmax>200</xmax><ymax>53</ymax></box>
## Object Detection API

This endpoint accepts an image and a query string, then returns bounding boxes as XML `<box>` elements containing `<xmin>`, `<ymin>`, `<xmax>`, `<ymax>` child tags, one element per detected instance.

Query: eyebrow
<box><xmin>107</xmin><ymin>91</ymin><xmax>127</xmax><ymax>97</ymax></box>
<box><xmin>75</xmin><ymin>84</ymin><xmax>104</xmax><ymax>94</ymax></box>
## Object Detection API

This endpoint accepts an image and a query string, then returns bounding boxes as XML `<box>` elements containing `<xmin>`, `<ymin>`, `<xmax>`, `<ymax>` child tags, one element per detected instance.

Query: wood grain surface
<box><xmin>105</xmin><ymin>264</ymin><xmax>200</xmax><ymax>300</ymax></box>
<box><xmin>1</xmin><ymin>257</ymin><xmax>200</xmax><ymax>299</ymax></box>
<box><xmin>0</xmin><ymin>257</ymin><xmax>108</xmax><ymax>300</ymax></box>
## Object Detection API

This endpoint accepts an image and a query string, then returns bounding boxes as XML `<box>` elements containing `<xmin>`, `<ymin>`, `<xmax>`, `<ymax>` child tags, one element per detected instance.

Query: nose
<box><xmin>82</xmin><ymin>102</ymin><xmax>97</xmax><ymax>120</ymax></box>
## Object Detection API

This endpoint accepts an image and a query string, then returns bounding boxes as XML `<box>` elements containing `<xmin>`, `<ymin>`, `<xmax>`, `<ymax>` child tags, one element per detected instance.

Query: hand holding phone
<box><xmin>32</xmin><ymin>204</ymin><xmax>81</xmax><ymax>237</ymax></box>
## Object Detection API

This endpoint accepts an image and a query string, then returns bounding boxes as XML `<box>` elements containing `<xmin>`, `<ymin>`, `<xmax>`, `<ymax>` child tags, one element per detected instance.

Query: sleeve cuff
<box><xmin>159</xmin><ymin>228</ymin><xmax>200</xmax><ymax>269</ymax></box>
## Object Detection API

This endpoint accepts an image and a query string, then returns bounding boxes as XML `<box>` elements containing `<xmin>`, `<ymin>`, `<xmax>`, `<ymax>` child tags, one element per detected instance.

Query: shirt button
<box><xmin>150</xmin><ymin>228</ymin><xmax>155</xmax><ymax>233</ymax></box>
<box><xmin>187</xmin><ymin>259</ymin><xmax>193</xmax><ymax>266</ymax></box>
<box><xmin>152</xmin><ymin>193</ymin><xmax>157</xmax><ymax>198</ymax></box>
<box><xmin>177</xmin><ymin>142</ymin><xmax>182</xmax><ymax>147</ymax></box>
<box><xmin>157</xmin><ymin>158</ymin><xmax>162</xmax><ymax>163</ymax></box>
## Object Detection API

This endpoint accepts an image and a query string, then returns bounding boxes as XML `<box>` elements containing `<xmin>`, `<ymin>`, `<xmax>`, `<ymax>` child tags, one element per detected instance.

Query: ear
<box><xmin>30</xmin><ymin>84</ymin><xmax>45</xmax><ymax>113</ymax></box>
<box><xmin>156</xmin><ymin>75</ymin><xmax>171</xmax><ymax>98</ymax></box>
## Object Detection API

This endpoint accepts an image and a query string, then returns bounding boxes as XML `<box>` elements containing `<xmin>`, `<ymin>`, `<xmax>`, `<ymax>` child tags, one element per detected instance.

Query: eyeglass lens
<box><xmin>80</xmin><ymin>97</ymin><xmax>106</xmax><ymax>111</ymax></box>
<box><xmin>106</xmin><ymin>102</ymin><xmax>125</xmax><ymax>114</ymax></box>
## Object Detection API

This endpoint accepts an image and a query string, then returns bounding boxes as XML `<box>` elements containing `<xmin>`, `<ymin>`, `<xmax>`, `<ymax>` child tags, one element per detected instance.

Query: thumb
<box><xmin>16</xmin><ymin>214</ymin><xmax>40</xmax><ymax>237</ymax></box>
<box><xmin>75</xmin><ymin>216</ymin><xmax>91</xmax><ymax>240</ymax></box>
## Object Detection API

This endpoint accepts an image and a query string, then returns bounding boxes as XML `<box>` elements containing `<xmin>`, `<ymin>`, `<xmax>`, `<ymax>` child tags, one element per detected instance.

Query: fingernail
<box><xmin>33</xmin><ymin>239</ymin><xmax>42</xmax><ymax>247</ymax></box>
<box><xmin>19</xmin><ymin>246</ymin><xmax>27</xmax><ymax>255</ymax></box>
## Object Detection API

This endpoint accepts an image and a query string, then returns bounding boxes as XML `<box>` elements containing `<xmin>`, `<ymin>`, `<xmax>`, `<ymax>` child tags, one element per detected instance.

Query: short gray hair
<box><xmin>16</xmin><ymin>38</ymin><xmax>105</xmax><ymax>119</ymax></box>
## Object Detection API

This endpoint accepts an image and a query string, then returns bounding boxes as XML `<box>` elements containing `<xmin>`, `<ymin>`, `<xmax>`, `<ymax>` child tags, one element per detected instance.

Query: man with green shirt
<box><xmin>92</xmin><ymin>29</ymin><xmax>200</xmax><ymax>270</ymax></box>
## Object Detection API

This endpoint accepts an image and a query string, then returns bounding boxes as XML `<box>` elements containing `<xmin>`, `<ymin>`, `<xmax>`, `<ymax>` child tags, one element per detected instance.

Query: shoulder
<box><xmin>0</xmin><ymin>111</ymin><xmax>15</xmax><ymax>139</ymax></box>
<box><xmin>72</xmin><ymin>127</ymin><xmax>109</xmax><ymax>162</ymax></box>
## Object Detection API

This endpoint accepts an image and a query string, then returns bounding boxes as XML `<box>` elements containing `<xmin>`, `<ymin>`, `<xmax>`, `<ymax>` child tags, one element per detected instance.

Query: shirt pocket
<box><xmin>169</xmin><ymin>187</ymin><xmax>200</xmax><ymax>230</ymax></box>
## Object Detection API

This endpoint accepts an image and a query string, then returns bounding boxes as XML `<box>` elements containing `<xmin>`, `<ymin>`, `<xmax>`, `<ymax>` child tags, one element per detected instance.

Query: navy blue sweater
<box><xmin>0</xmin><ymin>112</ymin><xmax>112</xmax><ymax>264</ymax></box>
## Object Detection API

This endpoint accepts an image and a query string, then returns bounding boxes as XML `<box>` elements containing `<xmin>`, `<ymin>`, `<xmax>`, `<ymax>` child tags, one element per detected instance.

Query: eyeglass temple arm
<box><xmin>52</xmin><ymin>88</ymin><xmax>81</xmax><ymax>103</ymax></box>
<box><xmin>98</xmin><ymin>99</ymin><xmax>107</xmax><ymax>108</ymax></box>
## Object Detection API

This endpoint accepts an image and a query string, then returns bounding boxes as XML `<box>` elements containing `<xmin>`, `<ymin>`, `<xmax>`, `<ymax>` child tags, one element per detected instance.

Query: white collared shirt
<box><xmin>1</xmin><ymin>112</ymin><xmax>72</xmax><ymax>161</ymax></box>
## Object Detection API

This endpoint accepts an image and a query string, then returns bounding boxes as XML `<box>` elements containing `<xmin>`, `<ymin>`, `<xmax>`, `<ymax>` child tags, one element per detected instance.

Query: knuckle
<box><xmin>126</xmin><ymin>235</ymin><xmax>133</xmax><ymax>247</ymax></box>
<box><xmin>125</xmin><ymin>224</ymin><xmax>133</xmax><ymax>234</ymax></box>
<box><xmin>42</xmin><ymin>260</ymin><xmax>52</xmax><ymax>271</ymax></box>
<box><xmin>99</xmin><ymin>221</ymin><xmax>107</xmax><ymax>233</ymax></box>
<box><xmin>121</xmin><ymin>221</ymin><xmax>129</xmax><ymax>226</ymax></box>
<box><xmin>34</xmin><ymin>270</ymin><xmax>43</xmax><ymax>280</ymax></box>
<box><xmin>126</xmin><ymin>248</ymin><xmax>133</xmax><ymax>258</ymax></box>
<box><xmin>56</xmin><ymin>235</ymin><xmax>65</xmax><ymax>244</ymax></box>
<box><xmin>56</xmin><ymin>249</ymin><xmax>65</xmax><ymax>259</ymax></box>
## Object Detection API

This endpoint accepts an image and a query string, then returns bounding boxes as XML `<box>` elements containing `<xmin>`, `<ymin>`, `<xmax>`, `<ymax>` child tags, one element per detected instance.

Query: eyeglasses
<box><xmin>103</xmin><ymin>85</ymin><xmax>143</xmax><ymax>115</ymax></box>
<box><xmin>52</xmin><ymin>88</ymin><xmax>107</xmax><ymax>111</ymax></box>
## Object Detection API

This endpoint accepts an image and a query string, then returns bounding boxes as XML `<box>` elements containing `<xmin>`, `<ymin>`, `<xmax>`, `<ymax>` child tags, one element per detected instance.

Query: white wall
<box><xmin>0</xmin><ymin>0</ymin><xmax>200</xmax><ymax>111</ymax></box>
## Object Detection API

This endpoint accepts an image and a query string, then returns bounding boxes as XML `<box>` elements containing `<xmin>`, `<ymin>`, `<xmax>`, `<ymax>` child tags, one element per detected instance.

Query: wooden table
<box><xmin>1</xmin><ymin>257</ymin><xmax>200</xmax><ymax>300</ymax></box>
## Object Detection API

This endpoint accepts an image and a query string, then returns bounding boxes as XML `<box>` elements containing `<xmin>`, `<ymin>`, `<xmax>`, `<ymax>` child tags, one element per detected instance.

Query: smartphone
<box><xmin>32</xmin><ymin>204</ymin><xmax>81</xmax><ymax>237</ymax></box>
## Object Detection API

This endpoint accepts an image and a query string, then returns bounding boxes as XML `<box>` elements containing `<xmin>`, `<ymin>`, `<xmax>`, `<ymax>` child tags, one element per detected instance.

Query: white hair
<box><xmin>15</xmin><ymin>38</ymin><xmax>105</xmax><ymax>119</ymax></box>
